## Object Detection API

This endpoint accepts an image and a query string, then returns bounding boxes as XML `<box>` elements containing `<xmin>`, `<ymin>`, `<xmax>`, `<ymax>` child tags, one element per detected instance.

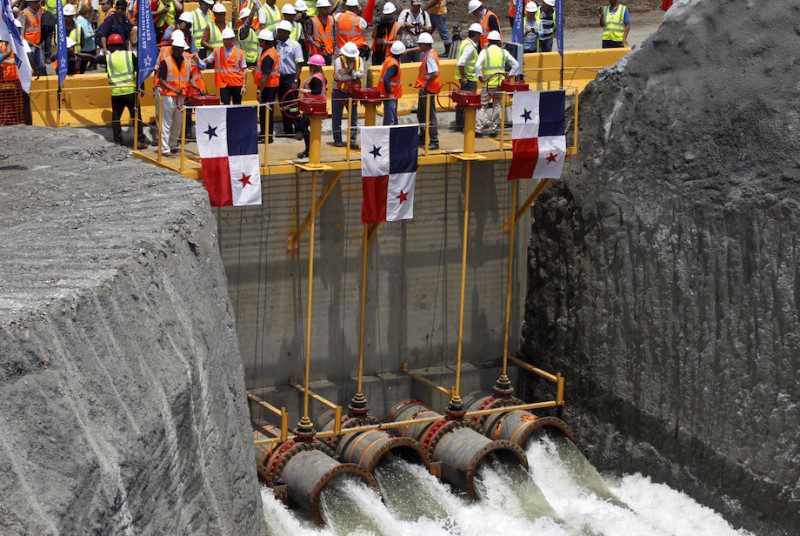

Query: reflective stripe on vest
<box><xmin>303</xmin><ymin>70</ymin><xmax>327</xmax><ymax>94</ymax></box>
<box><xmin>106</xmin><ymin>50</ymin><xmax>136</xmax><ymax>96</ymax></box>
<box><xmin>310</xmin><ymin>16</ymin><xmax>333</xmax><ymax>54</ymax></box>
<box><xmin>457</xmin><ymin>38</ymin><xmax>477</xmax><ymax>82</ymax></box>
<box><xmin>240</xmin><ymin>28</ymin><xmax>259</xmax><ymax>63</ymax></box>
<box><xmin>602</xmin><ymin>5</ymin><xmax>627</xmax><ymax>42</ymax></box>
<box><xmin>192</xmin><ymin>9</ymin><xmax>210</xmax><ymax>49</ymax></box>
<box><xmin>483</xmin><ymin>45</ymin><xmax>505</xmax><ymax>88</ymax></box>
<box><xmin>536</xmin><ymin>10</ymin><xmax>556</xmax><ymax>40</ymax></box>
<box><xmin>334</xmin><ymin>56</ymin><xmax>360</xmax><ymax>92</ymax></box>
<box><xmin>255</xmin><ymin>47</ymin><xmax>280</xmax><ymax>87</ymax></box>
<box><xmin>417</xmin><ymin>49</ymin><xmax>441</xmax><ymax>93</ymax></box>
<box><xmin>23</xmin><ymin>8</ymin><xmax>41</xmax><ymax>44</ymax></box>
<box><xmin>161</xmin><ymin>53</ymin><xmax>190</xmax><ymax>96</ymax></box>
<box><xmin>214</xmin><ymin>46</ymin><xmax>245</xmax><ymax>88</ymax></box>
<box><xmin>377</xmin><ymin>56</ymin><xmax>401</xmax><ymax>98</ymax></box>
<box><xmin>290</xmin><ymin>21</ymin><xmax>303</xmax><ymax>41</ymax></box>
<box><xmin>336</xmin><ymin>11</ymin><xmax>366</xmax><ymax>48</ymax></box>
<box><xmin>479</xmin><ymin>9</ymin><xmax>499</xmax><ymax>48</ymax></box>
<box><xmin>261</xmin><ymin>3</ymin><xmax>281</xmax><ymax>31</ymax></box>
<box><xmin>207</xmin><ymin>23</ymin><xmax>224</xmax><ymax>49</ymax></box>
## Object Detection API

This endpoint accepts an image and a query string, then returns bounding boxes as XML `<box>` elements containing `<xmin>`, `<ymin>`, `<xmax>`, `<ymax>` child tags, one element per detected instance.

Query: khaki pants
<box><xmin>477</xmin><ymin>85</ymin><xmax>502</xmax><ymax>135</ymax></box>
<box><xmin>160</xmin><ymin>94</ymin><xmax>185</xmax><ymax>153</ymax></box>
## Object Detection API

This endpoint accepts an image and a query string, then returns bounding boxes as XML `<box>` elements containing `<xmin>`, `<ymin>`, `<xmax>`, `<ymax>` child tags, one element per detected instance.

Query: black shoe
<box><xmin>429</xmin><ymin>143</ymin><xmax>439</xmax><ymax>150</ymax></box>
<box><xmin>297</xmin><ymin>151</ymin><xmax>308</xmax><ymax>159</ymax></box>
<box><xmin>258</xmin><ymin>135</ymin><xmax>266</xmax><ymax>142</ymax></box>
<box><xmin>350</xmin><ymin>143</ymin><xmax>359</xmax><ymax>150</ymax></box>
<box><xmin>268</xmin><ymin>136</ymin><xmax>274</xmax><ymax>144</ymax></box>
<box><xmin>333</xmin><ymin>140</ymin><xmax>345</xmax><ymax>147</ymax></box>
<box><xmin>277</xmin><ymin>132</ymin><xmax>296</xmax><ymax>138</ymax></box>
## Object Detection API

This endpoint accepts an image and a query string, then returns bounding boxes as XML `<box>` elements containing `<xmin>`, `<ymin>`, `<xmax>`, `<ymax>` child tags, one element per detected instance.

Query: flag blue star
<box><xmin>203</xmin><ymin>125</ymin><xmax>218</xmax><ymax>141</ymax></box>
<box><xmin>520</xmin><ymin>109</ymin><xmax>532</xmax><ymax>122</ymax></box>
<box><xmin>369</xmin><ymin>145</ymin><xmax>382</xmax><ymax>158</ymax></box>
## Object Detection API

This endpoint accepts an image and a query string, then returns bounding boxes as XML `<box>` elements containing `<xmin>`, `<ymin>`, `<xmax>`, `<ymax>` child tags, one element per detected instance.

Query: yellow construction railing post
<box><xmin>463</xmin><ymin>107</ymin><xmax>477</xmax><ymax>156</ymax></box>
<box><xmin>308</xmin><ymin>115</ymin><xmax>323</xmax><ymax>167</ymax></box>
<box><xmin>495</xmin><ymin>179</ymin><xmax>518</xmax><ymax>397</ymax></box>
<box><xmin>133</xmin><ymin>93</ymin><xmax>140</xmax><ymax>152</ymax></box>
<box><xmin>365</xmin><ymin>103</ymin><xmax>376</xmax><ymax>127</ymax></box>
<box><xmin>157</xmin><ymin>93</ymin><xmax>163</xmax><ymax>163</ymax></box>
<box><xmin>345</xmin><ymin>97</ymin><xmax>353</xmax><ymax>163</ymax></box>
<box><xmin>424</xmin><ymin>92</ymin><xmax>431</xmax><ymax>157</ymax></box>
<box><xmin>179</xmin><ymin>107</ymin><xmax>187</xmax><ymax>173</ymax></box>
<box><xmin>262</xmin><ymin>103</ymin><xmax>270</xmax><ymax>173</ymax></box>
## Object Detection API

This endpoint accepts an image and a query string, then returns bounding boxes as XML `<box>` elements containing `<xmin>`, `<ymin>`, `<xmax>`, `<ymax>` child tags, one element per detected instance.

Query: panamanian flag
<box><xmin>360</xmin><ymin>124</ymin><xmax>418</xmax><ymax>223</ymax></box>
<box><xmin>196</xmin><ymin>106</ymin><xmax>262</xmax><ymax>207</ymax></box>
<box><xmin>507</xmin><ymin>90</ymin><xmax>567</xmax><ymax>180</ymax></box>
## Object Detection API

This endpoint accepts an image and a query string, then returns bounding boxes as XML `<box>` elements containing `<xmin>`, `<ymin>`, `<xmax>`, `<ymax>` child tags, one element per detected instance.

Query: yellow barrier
<box><xmin>29</xmin><ymin>48</ymin><xmax>628</xmax><ymax>128</ymax></box>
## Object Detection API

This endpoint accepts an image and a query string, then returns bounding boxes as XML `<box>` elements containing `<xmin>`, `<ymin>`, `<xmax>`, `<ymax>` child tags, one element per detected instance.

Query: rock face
<box><xmin>0</xmin><ymin>127</ymin><xmax>265</xmax><ymax>535</ymax></box>
<box><xmin>521</xmin><ymin>0</ymin><xmax>800</xmax><ymax>534</ymax></box>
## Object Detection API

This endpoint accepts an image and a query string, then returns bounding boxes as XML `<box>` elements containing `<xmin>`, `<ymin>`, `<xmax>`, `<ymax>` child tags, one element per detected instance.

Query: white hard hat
<box><xmin>65</xmin><ymin>37</ymin><xmax>76</xmax><ymax>48</ymax></box>
<box><xmin>179</xmin><ymin>11</ymin><xmax>194</xmax><ymax>23</ymax></box>
<box><xmin>382</xmin><ymin>1</ymin><xmax>396</xmax><ymax>14</ymax></box>
<box><xmin>345</xmin><ymin>0</ymin><xmax>359</xmax><ymax>6</ymax></box>
<box><xmin>239</xmin><ymin>7</ymin><xmax>251</xmax><ymax>18</ymax></box>
<box><xmin>62</xmin><ymin>4</ymin><xmax>76</xmax><ymax>15</ymax></box>
<box><xmin>171</xmin><ymin>29</ymin><xmax>185</xmax><ymax>41</ymax></box>
<box><xmin>467</xmin><ymin>0</ymin><xmax>482</xmax><ymax>13</ymax></box>
<box><xmin>316</xmin><ymin>0</ymin><xmax>331</xmax><ymax>7</ymax></box>
<box><xmin>416</xmin><ymin>31</ymin><xmax>433</xmax><ymax>44</ymax></box>
<box><xmin>487</xmin><ymin>30</ymin><xmax>501</xmax><ymax>42</ymax></box>
<box><xmin>171</xmin><ymin>33</ymin><xmax>189</xmax><ymax>49</ymax></box>
<box><xmin>543</xmin><ymin>0</ymin><xmax>555</xmax><ymax>5</ymax></box>
<box><xmin>202</xmin><ymin>0</ymin><xmax>214</xmax><ymax>5</ymax></box>
<box><xmin>277</xmin><ymin>20</ymin><xmax>294</xmax><ymax>31</ymax></box>
<box><xmin>389</xmin><ymin>40</ymin><xmax>405</xmax><ymax>55</ymax></box>
<box><xmin>258</xmin><ymin>28</ymin><xmax>274</xmax><ymax>40</ymax></box>
<box><xmin>468</xmin><ymin>22</ymin><xmax>482</xmax><ymax>33</ymax></box>
<box><xmin>212</xmin><ymin>2</ymin><xmax>226</xmax><ymax>13</ymax></box>
<box><xmin>524</xmin><ymin>1</ymin><xmax>537</xmax><ymax>12</ymax></box>
<box><xmin>281</xmin><ymin>3</ymin><xmax>296</xmax><ymax>14</ymax></box>
<box><xmin>221</xmin><ymin>27</ymin><xmax>235</xmax><ymax>38</ymax></box>
<box><xmin>340</xmin><ymin>41</ymin><xmax>359</xmax><ymax>57</ymax></box>
<box><xmin>294</xmin><ymin>0</ymin><xmax>308</xmax><ymax>11</ymax></box>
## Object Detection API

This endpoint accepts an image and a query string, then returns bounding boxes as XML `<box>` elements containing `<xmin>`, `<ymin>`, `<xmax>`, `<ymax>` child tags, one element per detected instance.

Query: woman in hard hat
<box><xmin>296</xmin><ymin>53</ymin><xmax>327</xmax><ymax>159</ymax></box>
<box><xmin>523</xmin><ymin>1</ymin><xmax>539</xmax><ymax>53</ymax></box>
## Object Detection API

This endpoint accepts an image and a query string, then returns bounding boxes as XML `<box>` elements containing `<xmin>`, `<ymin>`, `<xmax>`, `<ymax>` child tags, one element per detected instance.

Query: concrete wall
<box><xmin>218</xmin><ymin>161</ymin><xmax>534</xmax><ymax>420</ymax></box>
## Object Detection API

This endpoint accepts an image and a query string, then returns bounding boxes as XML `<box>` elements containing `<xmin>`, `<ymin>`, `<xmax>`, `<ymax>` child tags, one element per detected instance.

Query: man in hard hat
<box><xmin>453</xmin><ymin>22</ymin><xmax>481</xmax><ymax>131</ymax></box>
<box><xmin>60</xmin><ymin>4</ymin><xmax>84</xmax><ymax>55</ymax></box>
<box><xmin>423</xmin><ymin>0</ymin><xmax>451</xmax><ymax>57</ymax></box>
<box><xmin>238</xmin><ymin>8</ymin><xmax>259</xmax><ymax>67</ymax></box>
<box><xmin>475</xmin><ymin>30</ymin><xmax>520</xmax><ymax>137</ymax></box>
<box><xmin>308</xmin><ymin>0</ymin><xmax>333</xmax><ymax>63</ymax></box>
<box><xmin>275</xmin><ymin>19</ymin><xmax>305</xmax><ymax>136</ymax></box>
<box><xmin>397</xmin><ymin>0</ymin><xmax>431</xmax><ymax>63</ymax></box>
<box><xmin>191</xmin><ymin>0</ymin><xmax>213</xmax><ymax>58</ymax></box>
<box><xmin>97</xmin><ymin>0</ymin><xmax>134</xmax><ymax>54</ymax></box>
<box><xmin>19</xmin><ymin>0</ymin><xmax>45</xmax><ymax>75</ymax></box>
<box><xmin>258</xmin><ymin>0</ymin><xmax>281</xmax><ymax>33</ymax></box>
<box><xmin>201</xmin><ymin>3</ymin><xmax>227</xmax><ymax>53</ymax></box>
<box><xmin>415</xmin><ymin>32</ymin><xmax>440</xmax><ymax>150</ymax></box>
<box><xmin>537</xmin><ymin>0</ymin><xmax>556</xmax><ymax>52</ymax></box>
<box><xmin>165</xmin><ymin>12</ymin><xmax>197</xmax><ymax>54</ymax></box>
<box><xmin>523</xmin><ymin>1</ymin><xmax>538</xmax><ymax>53</ymax></box>
<box><xmin>105</xmin><ymin>33</ymin><xmax>147</xmax><ymax>146</ymax></box>
<box><xmin>156</xmin><ymin>30</ymin><xmax>191</xmax><ymax>154</ymax></box>
<box><xmin>371</xmin><ymin>1</ymin><xmax>398</xmax><ymax>66</ymax></box>
<box><xmin>152</xmin><ymin>0</ymin><xmax>182</xmax><ymax>42</ymax></box>
<box><xmin>201</xmin><ymin>27</ymin><xmax>248</xmax><ymax>104</ymax></box>
<box><xmin>238</xmin><ymin>0</ymin><xmax>262</xmax><ymax>30</ymax></box>
<box><xmin>331</xmin><ymin>41</ymin><xmax>363</xmax><ymax>148</ymax></box>
<box><xmin>255</xmin><ymin>29</ymin><xmax>280</xmax><ymax>143</ymax></box>
<box><xmin>468</xmin><ymin>0</ymin><xmax>500</xmax><ymax>49</ymax></box>
<box><xmin>335</xmin><ymin>0</ymin><xmax>367</xmax><ymax>53</ymax></box>
<box><xmin>377</xmin><ymin>40</ymin><xmax>403</xmax><ymax>125</ymax></box>
<box><xmin>598</xmin><ymin>0</ymin><xmax>630</xmax><ymax>49</ymax></box>
<box><xmin>281</xmin><ymin>3</ymin><xmax>303</xmax><ymax>44</ymax></box>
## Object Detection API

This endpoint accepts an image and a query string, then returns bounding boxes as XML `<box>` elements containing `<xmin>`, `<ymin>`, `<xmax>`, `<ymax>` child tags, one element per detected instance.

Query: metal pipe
<box><xmin>351</xmin><ymin>224</ymin><xmax>370</xmax><ymax>415</ymax></box>
<box><xmin>450</xmin><ymin>159</ymin><xmax>472</xmax><ymax>415</ymax></box>
<box><xmin>496</xmin><ymin>179</ymin><xmax>518</xmax><ymax>396</ymax></box>
<box><xmin>297</xmin><ymin>170</ymin><xmax>318</xmax><ymax>438</ymax></box>
<box><xmin>387</xmin><ymin>400</ymin><xmax>528</xmax><ymax>498</ymax></box>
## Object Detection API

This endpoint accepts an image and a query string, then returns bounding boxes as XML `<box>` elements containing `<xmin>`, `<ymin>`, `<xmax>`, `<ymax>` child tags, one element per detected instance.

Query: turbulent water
<box><xmin>260</xmin><ymin>436</ymin><xmax>751</xmax><ymax>536</ymax></box>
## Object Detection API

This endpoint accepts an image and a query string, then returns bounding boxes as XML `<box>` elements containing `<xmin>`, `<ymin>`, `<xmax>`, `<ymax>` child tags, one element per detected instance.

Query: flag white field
<box><xmin>0</xmin><ymin>0</ymin><xmax>32</xmax><ymax>93</ymax></box>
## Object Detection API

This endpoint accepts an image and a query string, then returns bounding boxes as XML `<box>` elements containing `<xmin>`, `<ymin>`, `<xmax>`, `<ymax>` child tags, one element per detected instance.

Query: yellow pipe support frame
<box><xmin>513</xmin><ymin>178</ymin><xmax>552</xmax><ymax>227</ymax></box>
<box><xmin>400</xmin><ymin>362</ymin><xmax>451</xmax><ymax>396</ymax></box>
<box><xmin>308</xmin><ymin>116</ymin><xmax>323</xmax><ymax>167</ymax></box>
<box><xmin>287</xmin><ymin>172</ymin><xmax>343</xmax><ymax>252</ymax></box>
<box><xmin>556</xmin><ymin>373</ymin><xmax>565</xmax><ymax>405</ymax></box>
<box><xmin>449</xmin><ymin>159</ymin><xmax>472</xmax><ymax>413</ymax></box>
<box><xmin>133</xmin><ymin>93</ymin><xmax>140</xmax><ymax>152</ymax></box>
<box><xmin>508</xmin><ymin>355</ymin><xmax>559</xmax><ymax>383</ymax></box>
<box><xmin>296</xmin><ymin>170</ymin><xmax>318</xmax><ymax>437</ymax></box>
<box><xmin>463</xmin><ymin>108</ymin><xmax>477</xmax><ymax>156</ymax></box>
<box><xmin>253</xmin><ymin>399</ymin><xmax>562</xmax><ymax>445</ymax></box>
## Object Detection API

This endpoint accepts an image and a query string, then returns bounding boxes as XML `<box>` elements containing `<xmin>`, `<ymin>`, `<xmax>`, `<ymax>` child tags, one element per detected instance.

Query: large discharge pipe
<box><xmin>318</xmin><ymin>411</ymin><xmax>432</xmax><ymax>474</ymax></box>
<box><xmin>463</xmin><ymin>392</ymin><xmax>575</xmax><ymax>448</ymax></box>
<box><xmin>254</xmin><ymin>428</ymin><xmax>379</xmax><ymax>525</ymax></box>
<box><xmin>387</xmin><ymin>400</ymin><xmax>528</xmax><ymax>498</ymax></box>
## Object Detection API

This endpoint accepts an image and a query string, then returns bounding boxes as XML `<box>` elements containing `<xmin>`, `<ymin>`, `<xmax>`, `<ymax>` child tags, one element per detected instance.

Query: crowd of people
<box><xmin>2</xmin><ymin>0</ymin><xmax>634</xmax><ymax>156</ymax></box>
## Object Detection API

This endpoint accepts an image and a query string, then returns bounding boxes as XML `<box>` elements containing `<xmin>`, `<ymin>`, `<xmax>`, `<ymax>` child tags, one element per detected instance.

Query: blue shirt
<box><xmin>607</xmin><ymin>5</ymin><xmax>631</xmax><ymax>24</ymax></box>
<box><xmin>96</xmin><ymin>12</ymin><xmax>134</xmax><ymax>44</ymax></box>
<box><xmin>76</xmin><ymin>15</ymin><xmax>95</xmax><ymax>52</ymax></box>
<box><xmin>276</xmin><ymin>39</ymin><xmax>303</xmax><ymax>75</ymax></box>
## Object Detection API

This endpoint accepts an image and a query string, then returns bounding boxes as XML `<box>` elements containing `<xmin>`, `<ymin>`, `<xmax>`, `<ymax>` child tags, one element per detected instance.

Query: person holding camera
<box><xmin>397</xmin><ymin>0</ymin><xmax>431</xmax><ymax>63</ymax></box>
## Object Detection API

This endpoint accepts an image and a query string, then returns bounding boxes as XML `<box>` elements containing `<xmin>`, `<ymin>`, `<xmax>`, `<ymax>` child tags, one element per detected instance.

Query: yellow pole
<box><xmin>179</xmin><ymin>106</ymin><xmax>187</xmax><ymax>172</ymax></box>
<box><xmin>463</xmin><ymin>107</ymin><xmax>476</xmax><ymax>155</ymax></box>
<box><xmin>296</xmin><ymin>171</ymin><xmax>318</xmax><ymax>438</ymax></box>
<box><xmin>495</xmin><ymin>179</ymin><xmax>518</xmax><ymax>396</ymax></box>
<box><xmin>263</xmin><ymin>103</ymin><xmax>270</xmax><ymax>172</ymax></box>
<box><xmin>346</xmin><ymin>97</ymin><xmax>353</xmax><ymax>162</ymax></box>
<box><xmin>157</xmin><ymin>93</ymin><xmax>163</xmax><ymax>163</ymax></box>
<box><xmin>449</xmin><ymin>161</ymin><xmax>471</xmax><ymax>417</ymax></box>
<box><xmin>349</xmin><ymin>224</ymin><xmax>370</xmax><ymax>415</ymax></box>
<box><xmin>499</xmin><ymin>92</ymin><xmax>506</xmax><ymax>147</ymax></box>
<box><xmin>424</xmin><ymin>92</ymin><xmax>431</xmax><ymax>157</ymax></box>
<box><xmin>365</xmin><ymin>103</ymin><xmax>376</xmax><ymax>126</ymax></box>
<box><xmin>309</xmin><ymin>116</ymin><xmax>322</xmax><ymax>165</ymax></box>
<box><xmin>133</xmin><ymin>92</ymin><xmax>140</xmax><ymax>152</ymax></box>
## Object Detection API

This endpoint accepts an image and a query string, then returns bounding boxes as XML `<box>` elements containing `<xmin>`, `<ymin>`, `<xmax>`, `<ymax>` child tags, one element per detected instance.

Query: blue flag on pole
<box><xmin>511</xmin><ymin>0</ymin><xmax>524</xmax><ymax>44</ymax></box>
<box><xmin>556</xmin><ymin>0</ymin><xmax>564</xmax><ymax>57</ymax></box>
<box><xmin>137</xmin><ymin>0</ymin><xmax>158</xmax><ymax>86</ymax></box>
<box><xmin>0</xmin><ymin>0</ymin><xmax>32</xmax><ymax>92</ymax></box>
<box><xmin>55</xmin><ymin>0</ymin><xmax>68</xmax><ymax>86</ymax></box>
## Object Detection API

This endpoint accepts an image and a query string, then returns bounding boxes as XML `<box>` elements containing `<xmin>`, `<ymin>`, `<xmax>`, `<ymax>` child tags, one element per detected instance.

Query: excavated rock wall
<box><xmin>521</xmin><ymin>0</ymin><xmax>800</xmax><ymax>534</ymax></box>
<box><xmin>0</xmin><ymin>126</ymin><xmax>264</xmax><ymax>535</ymax></box>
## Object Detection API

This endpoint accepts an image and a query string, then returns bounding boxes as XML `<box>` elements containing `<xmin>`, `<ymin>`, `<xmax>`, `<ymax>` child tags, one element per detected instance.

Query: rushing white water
<box><xmin>261</xmin><ymin>437</ymin><xmax>751</xmax><ymax>536</ymax></box>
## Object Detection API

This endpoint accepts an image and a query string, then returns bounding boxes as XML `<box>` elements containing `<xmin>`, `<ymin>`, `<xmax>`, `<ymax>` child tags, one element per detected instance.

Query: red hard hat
<box><xmin>107</xmin><ymin>33</ymin><xmax>124</xmax><ymax>45</ymax></box>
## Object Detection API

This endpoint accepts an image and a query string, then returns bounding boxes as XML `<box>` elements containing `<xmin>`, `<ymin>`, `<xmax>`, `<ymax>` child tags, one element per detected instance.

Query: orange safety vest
<box><xmin>508</xmin><ymin>0</ymin><xmax>515</xmax><ymax>19</ymax></box>
<box><xmin>1</xmin><ymin>42</ymin><xmax>18</xmax><ymax>80</ymax></box>
<box><xmin>153</xmin><ymin>43</ymin><xmax>171</xmax><ymax>85</ymax></box>
<box><xmin>22</xmin><ymin>7</ymin><xmax>41</xmax><ymax>45</ymax></box>
<box><xmin>159</xmin><ymin>52</ymin><xmax>191</xmax><ymax>96</ymax></box>
<box><xmin>254</xmin><ymin>47</ymin><xmax>280</xmax><ymax>88</ymax></box>
<box><xmin>309</xmin><ymin>15</ymin><xmax>334</xmax><ymax>55</ymax></box>
<box><xmin>371</xmin><ymin>21</ymin><xmax>398</xmax><ymax>55</ymax></box>
<box><xmin>377</xmin><ymin>56</ymin><xmax>401</xmax><ymax>98</ymax></box>
<box><xmin>214</xmin><ymin>46</ymin><xmax>245</xmax><ymax>88</ymax></box>
<box><xmin>185</xmin><ymin>62</ymin><xmax>206</xmax><ymax>96</ymax></box>
<box><xmin>336</xmin><ymin>11</ymin><xmax>366</xmax><ymax>49</ymax></box>
<box><xmin>334</xmin><ymin>55</ymin><xmax>360</xmax><ymax>93</ymax></box>
<box><xmin>479</xmin><ymin>9</ymin><xmax>500</xmax><ymax>48</ymax></box>
<box><xmin>416</xmin><ymin>48</ymin><xmax>441</xmax><ymax>93</ymax></box>
<box><xmin>303</xmin><ymin>70</ymin><xmax>327</xmax><ymax>94</ymax></box>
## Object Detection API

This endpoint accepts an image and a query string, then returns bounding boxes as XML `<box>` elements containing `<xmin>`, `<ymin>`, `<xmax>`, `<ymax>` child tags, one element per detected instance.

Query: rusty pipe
<box><xmin>387</xmin><ymin>400</ymin><xmax>528</xmax><ymax>498</ymax></box>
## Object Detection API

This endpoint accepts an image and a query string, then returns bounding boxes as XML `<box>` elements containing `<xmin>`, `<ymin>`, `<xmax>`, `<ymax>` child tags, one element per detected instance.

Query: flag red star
<box><xmin>396</xmin><ymin>190</ymin><xmax>408</xmax><ymax>203</ymax></box>
<box><xmin>239</xmin><ymin>173</ymin><xmax>252</xmax><ymax>187</ymax></box>
<box><xmin>546</xmin><ymin>152</ymin><xmax>559</xmax><ymax>164</ymax></box>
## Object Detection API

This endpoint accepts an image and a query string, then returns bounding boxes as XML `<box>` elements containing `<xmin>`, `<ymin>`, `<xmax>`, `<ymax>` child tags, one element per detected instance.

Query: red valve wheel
<box><xmin>280</xmin><ymin>88</ymin><xmax>302</xmax><ymax>119</ymax></box>
<box><xmin>436</xmin><ymin>81</ymin><xmax>460</xmax><ymax>111</ymax></box>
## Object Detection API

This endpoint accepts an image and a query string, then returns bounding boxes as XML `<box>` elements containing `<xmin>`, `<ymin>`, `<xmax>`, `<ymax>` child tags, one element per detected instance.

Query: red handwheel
<box><xmin>280</xmin><ymin>88</ymin><xmax>302</xmax><ymax>119</ymax></box>
<box><xmin>436</xmin><ymin>82</ymin><xmax>460</xmax><ymax>111</ymax></box>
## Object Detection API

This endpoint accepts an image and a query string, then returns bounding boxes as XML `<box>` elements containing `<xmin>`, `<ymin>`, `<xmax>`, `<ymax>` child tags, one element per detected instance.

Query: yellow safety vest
<box><xmin>483</xmin><ymin>45</ymin><xmax>505</xmax><ymax>88</ymax></box>
<box><xmin>192</xmin><ymin>8</ymin><xmax>210</xmax><ymax>50</ymax></box>
<box><xmin>602</xmin><ymin>4</ymin><xmax>627</xmax><ymax>42</ymax></box>
<box><xmin>290</xmin><ymin>21</ymin><xmax>302</xmax><ymax>42</ymax></box>
<box><xmin>306</xmin><ymin>0</ymin><xmax>317</xmax><ymax>17</ymax></box>
<box><xmin>106</xmin><ymin>50</ymin><xmax>136</xmax><ymax>96</ymax></box>
<box><xmin>58</xmin><ymin>24</ymin><xmax>82</xmax><ymax>53</ymax></box>
<box><xmin>207</xmin><ymin>23</ymin><xmax>224</xmax><ymax>49</ymax></box>
<box><xmin>457</xmin><ymin>38</ymin><xmax>477</xmax><ymax>82</ymax></box>
<box><xmin>44</xmin><ymin>0</ymin><xmax>57</xmax><ymax>14</ymax></box>
<box><xmin>261</xmin><ymin>3</ymin><xmax>281</xmax><ymax>31</ymax></box>
<box><xmin>240</xmin><ymin>27</ymin><xmax>258</xmax><ymax>63</ymax></box>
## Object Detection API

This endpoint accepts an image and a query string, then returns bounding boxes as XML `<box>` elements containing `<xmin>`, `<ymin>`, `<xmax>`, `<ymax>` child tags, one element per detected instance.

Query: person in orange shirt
<box><xmin>255</xmin><ymin>29</ymin><xmax>280</xmax><ymax>143</ymax></box>
<box><xmin>414</xmin><ymin>32</ymin><xmax>440</xmax><ymax>150</ymax></box>
<box><xmin>19</xmin><ymin>0</ymin><xmax>46</xmax><ymax>75</ymax></box>
<box><xmin>371</xmin><ymin>1</ymin><xmax>398</xmax><ymax>66</ymax></box>
<box><xmin>468</xmin><ymin>0</ymin><xmax>501</xmax><ymax>48</ymax></box>
<box><xmin>334</xmin><ymin>0</ymin><xmax>367</xmax><ymax>53</ymax></box>
<box><xmin>200</xmin><ymin>27</ymin><xmax>248</xmax><ymax>104</ymax></box>
<box><xmin>308</xmin><ymin>0</ymin><xmax>333</xmax><ymax>63</ymax></box>
<box><xmin>156</xmin><ymin>30</ymin><xmax>192</xmax><ymax>154</ymax></box>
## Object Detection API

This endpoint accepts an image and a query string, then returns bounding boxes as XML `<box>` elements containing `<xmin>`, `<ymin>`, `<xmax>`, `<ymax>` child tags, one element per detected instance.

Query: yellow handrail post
<box><xmin>262</xmin><ymin>104</ymin><xmax>270</xmax><ymax>173</ymax></box>
<box><xmin>157</xmin><ymin>93</ymin><xmax>163</xmax><ymax>163</ymax></box>
<box><xmin>346</xmin><ymin>96</ymin><xmax>353</xmax><ymax>163</ymax></box>
<box><xmin>495</xmin><ymin>179</ymin><xmax>518</xmax><ymax>397</ymax></box>
<box><xmin>424</xmin><ymin>92</ymin><xmax>431</xmax><ymax>156</ymax></box>
<box><xmin>133</xmin><ymin>92</ymin><xmax>140</xmax><ymax>152</ymax></box>
<box><xmin>498</xmin><ymin>92</ymin><xmax>506</xmax><ymax>147</ymax></box>
<box><xmin>179</xmin><ymin>106</ymin><xmax>187</xmax><ymax>173</ymax></box>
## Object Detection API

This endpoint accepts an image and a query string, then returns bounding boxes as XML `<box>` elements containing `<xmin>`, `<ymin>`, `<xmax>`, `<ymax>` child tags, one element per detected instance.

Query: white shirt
<box><xmin>456</xmin><ymin>38</ymin><xmax>478</xmax><ymax>67</ymax></box>
<box><xmin>424</xmin><ymin>53</ymin><xmax>438</xmax><ymax>74</ymax></box>
<box><xmin>333</xmin><ymin>55</ymin><xmax>364</xmax><ymax>82</ymax></box>
<box><xmin>397</xmin><ymin>8</ymin><xmax>430</xmax><ymax>47</ymax></box>
<box><xmin>474</xmin><ymin>45</ymin><xmax>521</xmax><ymax>78</ymax></box>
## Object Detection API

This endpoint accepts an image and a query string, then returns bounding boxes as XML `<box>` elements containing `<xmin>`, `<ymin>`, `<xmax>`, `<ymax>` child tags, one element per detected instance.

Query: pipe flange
<box><xmin>310</xmin><ymin>463</ymin><xmax>379</xmax><ymax>525</ymax></box>
<box><xmin>362</xmin><ymin>436</ymin><xmax>431</xmax><ymax>472</ymax></box>
<box><xmin>464</xmin><ymin>439</ymin><xmax>529</xmax><ymax>500</ymax></box>
<box><xmin>526</xmin><ymin>416</ymin><xmax>575</xmax><ymax>444</ymax></box>
<box><xmin>425</xmin><ymin>419</ymin><xmax>483</xmax><ymax>454</ymax></box>
<box><xmin>387</xmin><ymin>399</ymin><xmax>424</xmax><ymax>422</ymax></box>
<box><xmin>270</xmin><ymin>441</ymin><xmax>320</xmax><ymax>485</ymax></box>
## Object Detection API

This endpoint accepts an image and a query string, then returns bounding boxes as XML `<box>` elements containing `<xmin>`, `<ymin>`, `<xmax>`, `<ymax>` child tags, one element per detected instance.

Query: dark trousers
<box><xmin>417</xmin><ymin>89</ymin><xmax>438</xmax><ymax>144</ymax></box>
<box><xmin>299</xmin><ymin>115</ymin><xmax>310</xmax><ymax>153</ymax></box>
<box><xmin>602</xmin><ymin>39</ymin><xmax>624</xmax><ymax>49</ymax></box>
<box><xmin>41</xmin><ymin>22</ymin><xmax>55</xmax><ymax>57</ymax></box>
<box><xmin>220</xmin><ymin>86</ymin><xmax>243</xmax><ymax>105</ymax></box>
<box><xmin>278</xmin><ymin>74</ymin><xmax>297</xmax><ymax>134</ymax></box>
<box><xmin>111</xmin><ymin>92</ymin><xmax>143</xmax><ymax>144</ymax></box>
<box><xmin>331</xmin><ymin>89</ymin><xmax>357</xmax><ymax>144</ymax></box>
<box><xmin>259</xmin><ymin>86</ymin><xmax>278</xmax><ymax>139</ymax></box>
<box><xmin>455</xmin><ymin>79</ymin><xmax>476</xmax><ymax>129</ymax></box>
<box><xmin>538</xmin><ymin>38</ymin><xmax>554</xmax><ymax>52</ymax></box>
<box><xmin>79</xmin><ymin>48</ymin><xmax>97</xmax><ymax>73</ymax></box>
